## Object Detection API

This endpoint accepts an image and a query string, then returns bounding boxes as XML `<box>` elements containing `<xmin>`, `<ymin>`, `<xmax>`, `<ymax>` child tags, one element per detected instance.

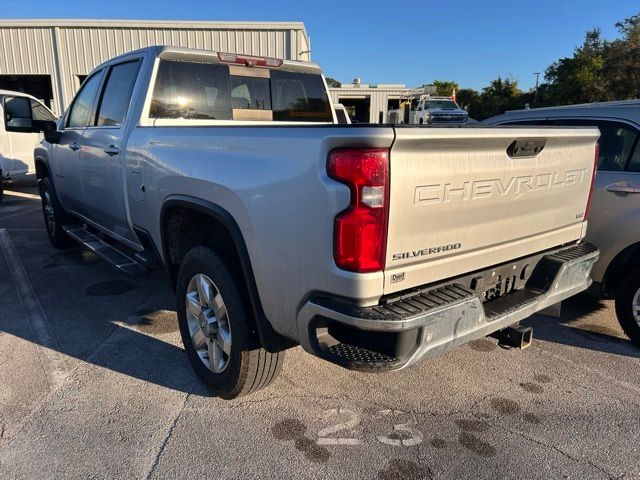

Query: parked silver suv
<box><xmin>485</xmin><ymin>100</ymin><xmax>640</xmax><ymax>344</ymax></box>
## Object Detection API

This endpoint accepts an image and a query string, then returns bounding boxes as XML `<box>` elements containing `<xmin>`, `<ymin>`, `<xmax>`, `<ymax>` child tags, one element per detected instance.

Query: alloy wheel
<box><xmin>42</xmin><ymin>190</ymin><xmax>55</xmax><ymax>236</ymax></box>
<box><xmin>185</xmin><ymin>273</ymin><xmax>232</xmax><ymax>373</ymax></box>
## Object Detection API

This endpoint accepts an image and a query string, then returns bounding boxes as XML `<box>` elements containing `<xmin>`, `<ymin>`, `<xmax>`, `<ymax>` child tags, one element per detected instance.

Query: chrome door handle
<box><xmin>103</xmin><ymin>145</ymin><xmax>120</xmax><ymax>156</ymax></box>
<box><xmin>69</xmin><ymin>142</ymin><xmax>80</xmax><ymax>151</ymax></box>
<box><xmin>605</xmin><ymin>183</ymin><xmax>640</xmax><ymax>195</ymax></box>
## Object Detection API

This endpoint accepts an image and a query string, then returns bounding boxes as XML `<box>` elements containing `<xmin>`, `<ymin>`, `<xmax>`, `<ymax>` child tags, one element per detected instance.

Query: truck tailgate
<box><xmin>384</xmin><ymin>126</ymin><xmax>599</xmax><ymax>293</ymax></box>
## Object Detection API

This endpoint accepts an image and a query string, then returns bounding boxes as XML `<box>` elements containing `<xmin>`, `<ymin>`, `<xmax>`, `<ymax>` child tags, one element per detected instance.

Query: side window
<box><xmin>95</xmin><ymin>60</ymin><xmax>141</xmax><ymax>127</ymax></box>
<box><xmin>628</xmin><ymin>142</ymin><xmax>640</xmax><ymax>173</ymax></box>
<box><xmin>150</xmin><ymin>60</ymin><xmax>232</xmax><ymax>120</ymax></box>
<box><xmin>67</xmin><ymin>71</ymin><xmax>103</xmax><ymax>128</ymax></box>
<box><xmin>548</xmin><ymin>119</ymin><xmax>638</xmax><ymax>172</ymax></box>
<box><xmin>335</xmin><ymin>108</ymin><xmax>349</xmax><ymax>124</ymax></box>
<box><xmin>30</xmin><ymin>99</ymin><xmax>56</xmax><ymax>121</ymax></box>
<box><xmin>596</xmin><ymin>123</ymin><xmax>637</xmax><ymax>172</ymax></box>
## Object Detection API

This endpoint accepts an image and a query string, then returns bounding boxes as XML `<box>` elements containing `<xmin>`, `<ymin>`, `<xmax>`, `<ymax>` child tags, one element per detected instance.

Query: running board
<box><xmin>63</xmin><ymin>226</ymin><xmax>147</xmax><ymax>276</ymax></box>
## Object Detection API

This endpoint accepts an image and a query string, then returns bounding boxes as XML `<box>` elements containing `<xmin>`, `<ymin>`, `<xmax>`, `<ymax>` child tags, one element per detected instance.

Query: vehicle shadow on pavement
<box><xmin>0</xmin><ymin>274</ymin><xmax>213</xmax><ymax>397</ymax></box>
<box><xmin>0</xmin><ymin>190</ymin><xmax>213</xmax><ymax>398</ymax></box>
<box><xmin>523</xmin><ymin>294</ymin><xmax>640</xmax><ymax>358</ymax></box>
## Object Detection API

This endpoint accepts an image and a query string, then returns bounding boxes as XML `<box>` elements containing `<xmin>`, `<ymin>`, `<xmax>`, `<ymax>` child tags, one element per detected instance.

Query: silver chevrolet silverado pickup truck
<box><xmin>3</xmin><ymin>46</ymin><xmax>600</xmax><ymax>398</ymax></box>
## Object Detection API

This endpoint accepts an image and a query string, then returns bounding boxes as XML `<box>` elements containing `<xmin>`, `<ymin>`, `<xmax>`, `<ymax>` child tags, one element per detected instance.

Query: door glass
<box><xmin>628</xmin><ymin>143</ymin><xmax>640</xmax><ymax>173</ymax></box>
<box><xmin>67</xmin><ymin>71</ymin><xmax>102</xmax><ymax>128</ymax></box>
<box><xmin>593</xmin><ymin>123</ymin><xmax>637</xmax><ymax>171</ymax></box>
<box><xmin>95</xmin><ymin>60</ymin><xmax>141</xmax><ymax>126</ymax></box>
<box><xmin>548</xmin><ymin>119</ymin><xmax>638</xmax><ymax>172</ymax></box>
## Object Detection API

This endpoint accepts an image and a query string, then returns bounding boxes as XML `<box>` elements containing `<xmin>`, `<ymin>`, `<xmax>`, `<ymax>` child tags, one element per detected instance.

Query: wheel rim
<box><xmin>185</xmin><ymin>274</ymin><xmax>232</xmax><ymax>373</ymax></box>
<box><xmin>42</xmin><ymin>189</ymin><xmax>55</xmax><ymax>236</ymax></box>
<box><xmin>633</xmin><ymin>287</ymin><xmax>640</xmax><ymax>326</ymax></box>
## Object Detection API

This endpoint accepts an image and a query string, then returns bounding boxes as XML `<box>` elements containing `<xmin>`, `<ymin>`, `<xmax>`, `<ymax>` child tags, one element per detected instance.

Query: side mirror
<box><xmin>3</xmin><ymin>96</ymin><xmax>33</xmax><ymax>132</ymax></box>
<box><xmin>2</xmin><ymin>95</ymin><xmax>60</xmax><ymax>143</ymax></box>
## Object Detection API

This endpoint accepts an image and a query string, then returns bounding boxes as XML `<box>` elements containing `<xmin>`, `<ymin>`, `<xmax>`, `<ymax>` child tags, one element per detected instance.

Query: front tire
<box><xmin>176</xmin><ymin>246</ymin><xmax>284</xmax><ymax>398</ymax></box>
<box><xmin>39</xmin><ymin>177</ymin><xmax>74</xmax><ymax>249</ymax></box>
<box><xmin>615</xmin><ymin>270</ymin><xmax>640</xmax><ymax>346</ymax></box>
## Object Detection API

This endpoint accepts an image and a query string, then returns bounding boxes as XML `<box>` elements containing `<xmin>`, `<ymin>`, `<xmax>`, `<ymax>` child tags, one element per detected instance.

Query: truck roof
<box><xmin>485</xmin><ymin>100</ymin><xmax>640</xmax><ymax>125</ymax></box>
<box><xmin>93</xmin><ymin>45</ymin><xmax>323</xmax><ymax>75</ymax></box>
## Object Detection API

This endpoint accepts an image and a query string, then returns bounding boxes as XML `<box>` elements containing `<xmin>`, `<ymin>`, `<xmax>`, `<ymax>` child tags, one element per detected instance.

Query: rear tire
<box><xmin>176</xmin><ymin>246</ymin><xmax>284</xmax><ymax>398</ymax></box>
<box><xmin>39</xmin><ymin>177</ymin><xmax>74</xmax><ymax>249</ymax></box>
<box><xmin>615</xmin><ymin>270</ymin><xmax>640</xmax><ymax>346</ymax></box>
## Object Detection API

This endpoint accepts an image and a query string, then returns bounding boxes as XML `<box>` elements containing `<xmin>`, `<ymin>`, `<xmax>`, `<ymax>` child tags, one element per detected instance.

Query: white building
<box><xmin>0</xmin><ymin>19</ymin><xmax>311</xmax><ymax>114</ymax></box>
<box><xmin>329</xmin><ymin>83</ymin><xmax>408</xmax><ymax>123</ymax></box>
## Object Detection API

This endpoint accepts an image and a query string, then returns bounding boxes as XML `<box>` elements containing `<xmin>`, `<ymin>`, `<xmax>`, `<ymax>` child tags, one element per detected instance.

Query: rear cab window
<box><xmin>149</xmin><ymin>56</ymin><xmax>333</xmax><ymax>123</ymax></box>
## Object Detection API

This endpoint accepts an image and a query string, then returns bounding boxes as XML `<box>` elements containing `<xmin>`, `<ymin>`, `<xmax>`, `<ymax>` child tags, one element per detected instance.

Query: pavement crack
<box><xmin>490</xmin><ymin>419</ymin><xmax>615</xmax><ymax>479</ymax></box>
<box><xmin>145</xmin><ymin>392</ymin><xmax>190</xmax><ymax>480</ymax></box>
<box><xmin>536</xmin><ymin>345</ymin><xmax>640</xmax><ymax>396</ymax></box>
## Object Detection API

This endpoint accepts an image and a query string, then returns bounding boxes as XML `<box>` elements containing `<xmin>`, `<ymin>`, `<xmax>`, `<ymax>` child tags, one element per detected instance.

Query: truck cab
<box><xmin>414</xmin><ymin>96</ymin><xmax>468</xmax><ymax>125</ymax></box>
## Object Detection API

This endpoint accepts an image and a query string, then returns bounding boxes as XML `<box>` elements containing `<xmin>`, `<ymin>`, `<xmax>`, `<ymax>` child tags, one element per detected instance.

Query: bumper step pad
<box><xmin>326</xmin><ymin>343</ymin><xmax>402</xmax><ymax>371</ymax></box>
<box><xmin>305</xmin><ymin>242</ymin><xmax>599</xmax><ymax>372</ymax></box>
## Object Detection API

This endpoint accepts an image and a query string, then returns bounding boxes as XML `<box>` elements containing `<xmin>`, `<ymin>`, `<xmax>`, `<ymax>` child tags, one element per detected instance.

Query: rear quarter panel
<box><xmin>125</xmin><ymin>126</ymin><xmax>394</xmax><ymax>341</ymax></box>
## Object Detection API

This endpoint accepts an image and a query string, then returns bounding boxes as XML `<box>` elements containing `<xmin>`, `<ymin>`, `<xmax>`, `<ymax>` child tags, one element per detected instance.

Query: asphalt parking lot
<box><xmin>1</xmin><ymin>183</ymin><xmax>639</xmax><ymax>480</ymax></box>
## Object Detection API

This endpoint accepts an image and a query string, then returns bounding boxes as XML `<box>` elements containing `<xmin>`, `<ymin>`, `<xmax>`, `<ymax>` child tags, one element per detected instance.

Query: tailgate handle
<box><xmin>507</xmin><ymin>138</ymin><xmax>546</xmax><ymax>158</ymax></box>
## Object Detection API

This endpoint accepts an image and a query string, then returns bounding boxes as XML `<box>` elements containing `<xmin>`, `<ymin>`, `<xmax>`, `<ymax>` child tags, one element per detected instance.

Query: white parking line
<box><xmin>0</xmin><ymin>228</ymin><xmax>68</xmax><ymax>389</ymax></box>
<box><xmin>2</xmin><ymin>190</ymin><xmax>41</xmax><ymax>200</ymax></box>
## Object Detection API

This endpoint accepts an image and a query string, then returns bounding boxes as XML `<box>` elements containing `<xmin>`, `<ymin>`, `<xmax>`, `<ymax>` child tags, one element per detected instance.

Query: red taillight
<box><xmin>584</xmin><ymin>143</ymin><xmax>599</xmax><ymax>220</ymax></box>
<box><xmin>217</xmin><ymin>51</ymin><xmax>283</xmax><ymax>68</ymax></box>
<box><xmin>328</xmin><ymin>148</ymin><xmax>389</xmax><ymax>273</ymax></box>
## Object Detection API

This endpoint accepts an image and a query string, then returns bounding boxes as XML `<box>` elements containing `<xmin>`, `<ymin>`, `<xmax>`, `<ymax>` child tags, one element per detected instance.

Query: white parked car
<box><xmin>0</xmin><ymin>89</ymin><xmax>57</xmax><ymax>201</ymax></box>
<box><xmin>333</xmin><ymin>103</ymin><xmax>351</xmax><ymax>124</ymax></box>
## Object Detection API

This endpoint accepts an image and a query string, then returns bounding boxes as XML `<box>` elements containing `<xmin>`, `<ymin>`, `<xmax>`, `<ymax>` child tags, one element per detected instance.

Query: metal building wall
<box><xmin>329</xmin><ymin>88</ymin><xmax>405</xmax><ymax>123</ymax></box>
<box><xmin>0</xmin><ymin>20</ymin><xmax>310</xmax><ymax>114</ymax></box>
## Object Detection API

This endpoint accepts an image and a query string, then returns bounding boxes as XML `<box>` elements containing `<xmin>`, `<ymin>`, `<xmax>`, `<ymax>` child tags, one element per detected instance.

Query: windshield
<box><xmin>424</xmin><ymin>100</ymin><xmax>459</xmax><ymax>110</ymax></box>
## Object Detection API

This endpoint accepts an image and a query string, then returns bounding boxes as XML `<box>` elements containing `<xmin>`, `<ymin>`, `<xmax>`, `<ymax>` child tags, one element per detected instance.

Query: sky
<box><xmin>1</xmin><ymin>0</ymin><xmax>639</xmax><ymax>91</ymax></box>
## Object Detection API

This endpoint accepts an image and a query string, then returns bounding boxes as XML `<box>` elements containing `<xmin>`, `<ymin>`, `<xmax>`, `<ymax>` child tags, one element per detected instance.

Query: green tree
<box><xmin>325</xmin><ymin>77</ymin><xmax>342</xmax><ymax>88</ymax></box>
<box><xmin>455</xmin><ymin>88</ymin><xmax>479</xmax><ymax>111</ymax></box>
<box><xmin>606</xmin><ymin>14</ymin><xmax>640</xmax><ymax>98</ymax></box>
<box><xmin>544</xmin><ymin>29</ymin><xmax>609</xmax><ymax>104</ymax></box>
<box><xmin>471</xmin><ymin>76</ymin><xmax>525</xmax><ymax>119</ymax></box>
<box><xmin>431</xmin><ymin>80</ymin><xmax>459</xmax><ymax>96</ymax></box>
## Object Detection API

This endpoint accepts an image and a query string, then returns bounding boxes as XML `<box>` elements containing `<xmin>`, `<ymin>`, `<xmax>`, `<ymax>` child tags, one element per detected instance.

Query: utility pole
<box><xmin>533</xmin><ymin>72</ymin><xmax>540</xmax><ymax>106</ymax></box>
